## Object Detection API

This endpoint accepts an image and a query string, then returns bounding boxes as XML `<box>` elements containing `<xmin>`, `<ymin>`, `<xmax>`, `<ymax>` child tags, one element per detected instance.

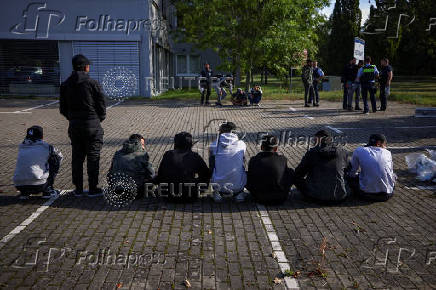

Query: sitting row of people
<box><xmin>13</xmin><ymin>123</ymin><xmax>396</xmax><ymax>204</ymax></box>
<box><xmin>231</xmin><ymin>86</ymin><xmax>263</xmax><ymax>107</ymax></box>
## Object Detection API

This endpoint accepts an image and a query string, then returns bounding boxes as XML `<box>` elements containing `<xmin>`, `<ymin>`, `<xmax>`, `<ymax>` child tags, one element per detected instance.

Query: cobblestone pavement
<box><xmin>0</xmin><ymin>98</ymin><xmax>435</xmax><ymax>289</ymax></box>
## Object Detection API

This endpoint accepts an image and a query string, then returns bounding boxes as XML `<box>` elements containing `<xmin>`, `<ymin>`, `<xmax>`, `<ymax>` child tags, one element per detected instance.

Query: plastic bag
<box><xmin>405</xmin><ymin>153</ymin><xmax>436</xmax><ymax>181</ymax></box>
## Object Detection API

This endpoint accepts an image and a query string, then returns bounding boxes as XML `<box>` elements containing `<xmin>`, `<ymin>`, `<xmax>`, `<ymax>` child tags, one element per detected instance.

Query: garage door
<box><xmin>73</xmin><ymin>41</ymin><xmax>140</xmax><ymax>98</ymax></box>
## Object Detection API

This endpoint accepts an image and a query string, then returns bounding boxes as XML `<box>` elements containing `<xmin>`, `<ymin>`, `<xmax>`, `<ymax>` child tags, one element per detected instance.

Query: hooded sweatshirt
<box><xmin>109</xmin><ymin>139</ymin><xmax>155</xmax><ymax>187</ymax></box>
<box><xmin>210</xmin><ymin>133</ymin><xmax>247</xmax><ymax>193</ymax></box>
<box><xmin>60</xmin><ymin>71</ymin><xmax>106</xmax><ymax>122</ymax></box>
<box><xmin>13</xmin><ymin>139</ymin><xmax>63</xmax><ymax>186</ymax></box>
<box><xmin>294</xmin><ymin>143</ymin><xmax>350</xmax><ymax>201</ymax></box>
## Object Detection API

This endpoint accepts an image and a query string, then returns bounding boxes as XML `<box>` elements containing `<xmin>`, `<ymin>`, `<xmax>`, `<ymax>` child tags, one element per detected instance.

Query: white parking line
<box><xmin>107</xmin><ymin>100</ymin><xmax>124</xmax><ymax>109</ymax></box>
<box><xmin>257</xmin><ymin>204</ymin><xmax>299</xmax><ymax>289</ymax></box>
<box><xmin>289</xmin><ymin>107</ymin><xmax>297</xmax><ymax>112</ymax></box>
<box><xmin>304</xmin><ymin>115</ymin><xmax>314</xmax><ymax>120</ymax></box>
<box><xmin>20</xmin><ymin>100</ymin><xmax>59</xmax><ymax>112</ymax></box>
<box><xmin>405</xmin><ymin>186</ymin><xmax>436</xmax><ymax>191</ymax></box>
<box><xmin>0</xmin><ymin>190</ymin><xmax>68</xmax><ymax>250</ymax></box>
<box><xmin>0</xmin><ymin>111</ymin><xmax>32</xmax><ymax>114</ymax></box>
<box><xmin>325</xmin><ymin>126</ymin><xmax>343</xmax><ymax>134</ymax></box>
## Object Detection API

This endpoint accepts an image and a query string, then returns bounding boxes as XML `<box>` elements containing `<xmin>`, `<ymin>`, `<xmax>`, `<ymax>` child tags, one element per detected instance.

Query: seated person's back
<box><xmin>109</xmin><ymin>134</ymin><xmax>154</xmax><ymax>196</ymax></box>
<box><xmin>294</xmin><ymin>130</ymin><xmax>350</xmax><ymax>202</ymax></box>
<box><xmin>210</xmin><ymin>122</ymin><xmax>246</xmax><ymax>197</ymax></box>
<box><xmin>350</xmin><ymin>134</ymin><xmax>395</xmax><ymax>201</ymax></box>
<box><xmin>155</xmin><ymin>132</ymin><xmax>210</xmax><ymax>202</ymax></box>
<box><xmin>247</xmin><ymin>135</ymin><xmax>294</xmax><ymax>204</ymax></box>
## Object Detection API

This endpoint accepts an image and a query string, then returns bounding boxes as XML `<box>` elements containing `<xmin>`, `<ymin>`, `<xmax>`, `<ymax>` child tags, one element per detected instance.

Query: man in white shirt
<box><xmin>349</xmin><ymin>134</ymin><xmax>396</xmax><ymax>201</ymax></box>
<box><xmin>209</xmin><ymin>122</ymin><xmax>247</xmax><ymax>203</ymax></box>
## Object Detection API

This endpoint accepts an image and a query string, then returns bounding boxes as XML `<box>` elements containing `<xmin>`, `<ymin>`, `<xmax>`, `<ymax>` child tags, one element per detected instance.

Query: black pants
<box><xmin>16</xmin><ymin>157</ymin><xmax>59</xmax><ymax>195</ymax></box>
<box><xmin>342</xmin><ymin>84</ymin><xmax>348</xmax><ymax>109</ymax></box>
<box><xmin>361</xmin><ymin>83</ymin><xmax>377</xmax><ymax>113</ymax></box>
<box><xmin>348</xmin><ymin>176</ymin><xmax>392</xmax><ymax>202</ymax></box>
<box><xmin>68</xmin><ymin>120</ymin><xmax>104</xmax><ymax>191</ymax></box>
<box><xmin>201</xmin><ymin>85</ymin><xmax>211</xmax><ymax>104</ymax></box>
<box><xmin>379</xmin><ymin>83</ymin><xmax>387</xmax><ymax>110</ymax></box>
<box><xmin>303</xmin><ymin>82</ymin><xmax>314</xmax><ymax>105</ymax></box>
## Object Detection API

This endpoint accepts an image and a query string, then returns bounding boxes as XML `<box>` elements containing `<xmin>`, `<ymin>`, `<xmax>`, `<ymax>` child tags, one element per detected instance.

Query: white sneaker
<box><xmin>234</xmin><ymin>190</ymin><xmax>250</xmax><ymax>203</ymax></box>
<box><xmin>213</xmin><ymin>192</ymin><xmax>224</xmax><ymax>203</ymax></box>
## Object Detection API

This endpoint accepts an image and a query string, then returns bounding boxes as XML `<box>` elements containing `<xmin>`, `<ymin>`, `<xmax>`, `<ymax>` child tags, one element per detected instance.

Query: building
<box><xmin>0</xmin><ymin>0</ymin><xmax>221</xmax><ymax>98</ymax></box>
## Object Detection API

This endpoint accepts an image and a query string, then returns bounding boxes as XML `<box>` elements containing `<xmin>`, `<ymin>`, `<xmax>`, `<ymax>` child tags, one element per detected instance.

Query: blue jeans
<box><xmin>347</xmin><ymin>82</ymin><xmax>361</xmax><ymax>109</ymax></box>
<box><xmin>249</xmin><ymin>93</ymin><xmax>262</xmax><ymax>104</ymax></box>
<box><xmin>309</xmin><ymin>81</ymin><xmax>319</xmax><ymax>104</ymax></box>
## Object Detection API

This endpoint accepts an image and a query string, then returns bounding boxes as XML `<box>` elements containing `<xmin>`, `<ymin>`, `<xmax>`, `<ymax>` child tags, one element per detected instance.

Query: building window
<box><xmin>176</xmin><ymin>55</ymin><xmax>200</xmax><ymax>76</ymax></box>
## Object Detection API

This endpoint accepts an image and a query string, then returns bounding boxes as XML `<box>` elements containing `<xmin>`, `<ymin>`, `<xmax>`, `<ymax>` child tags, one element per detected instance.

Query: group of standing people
<box><xmin>301</xmin><ymin>59</ymin><xmax>325</xmax><ymax>107</ymax></box>
<box><xmin>342</xmin><ymin>56</ymin><xmax>393</xmax><ymax>113</ymax></box>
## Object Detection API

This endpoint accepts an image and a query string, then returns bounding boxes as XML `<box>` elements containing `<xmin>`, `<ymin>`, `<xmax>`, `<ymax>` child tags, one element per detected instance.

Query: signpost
<box><xmin>354</xmin><ymin>37</ymin><xmax>365</xmax><ymax>61</ymax></box>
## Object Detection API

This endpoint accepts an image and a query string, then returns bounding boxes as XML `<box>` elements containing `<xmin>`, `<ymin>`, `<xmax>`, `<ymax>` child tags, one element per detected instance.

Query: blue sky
<box><xmin>321</xmin><ymin>0</ymin><xmax>375</xmax><ymax>25</ymax></box>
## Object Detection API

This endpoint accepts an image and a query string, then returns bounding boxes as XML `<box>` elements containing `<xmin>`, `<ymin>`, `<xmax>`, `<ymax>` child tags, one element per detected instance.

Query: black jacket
<box><xmin>60</xmin><ymin>71</ymin><xmax>106</xmax><ymax>122</ymax></box>
<box><xmin>294</xmin><ymin>144</ymin><xmax>350</xmax><ymax>201</ymax></box>
<box><xmin>200</xmin><ymin>69</ymin><xmax>213</xmax><ymax>87</ymax></box>
<box><xmin>154</xmin><ymin>149</ymin><xmax>210</xmax><ymax>202</ymax></box>
<box><xmin>247</xmin><ymin>152</ymin><xmax>294</xmax><ymax>204</ymax></box>
<box><xmin>342</xmin><ymin>64</ymin><xmax>356</xmax><ymax>83</ymax></box>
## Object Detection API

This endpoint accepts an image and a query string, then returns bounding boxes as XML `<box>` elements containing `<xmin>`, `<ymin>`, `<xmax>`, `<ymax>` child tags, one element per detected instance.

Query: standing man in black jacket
<box><xmin>60</xmin><ymin>54</ymin><xmax>106</xmax><ymax>197</ymax></box>
<box><xmin>200</xmin><ymin>63</ymin><xmax>213</xmax><ymax>105</ymax></box>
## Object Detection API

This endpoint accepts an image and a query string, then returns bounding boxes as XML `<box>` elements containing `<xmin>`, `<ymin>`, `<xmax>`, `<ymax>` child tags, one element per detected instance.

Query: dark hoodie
<box><xmin>109</xmin><ymin>139</ymin><xmax>155</xmax><ymax>189</ymax></box>
<box><xmin>294</xmin><ymin>143</ymin><xmax>350</xmax><ymax>201</ymax></box>
<box><xmin>60</xmin><ymin>71</ymin><xmax>106</xmax><ymax>122</ymax></box>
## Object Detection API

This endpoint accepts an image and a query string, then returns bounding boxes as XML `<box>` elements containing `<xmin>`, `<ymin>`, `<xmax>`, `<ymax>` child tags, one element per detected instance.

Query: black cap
<box><xmin>174</xmin><ymin>132</ymin><xmax>193</xmax><ymax>150</ymax></box>
<box><xmin>261</xmin><ymin>135</ymin><xmax>279</xmax><ymax>151</ymax></box>
<box><xmin>219</xmin><ymin>122</ymin><xmax>236</xmax><ymax>134</ymax></box>
<box><xmin>72</xmin><ymin>54</ymin><xmax>91</xmax><ymax>70</ymax></box>
<box><xmin>129</xmin><ymin>134</ymin><xmax>144</xmax><ymax>142</ymax></box>
<box><xmin>368</xmin><ymin>134</ymin><xmax>386</xmax><ymax>146</ymax></box>
<box><xmin>26</xmin><ymin>125</ymin><xmax>43</xmax><ymax>141</ymax></box>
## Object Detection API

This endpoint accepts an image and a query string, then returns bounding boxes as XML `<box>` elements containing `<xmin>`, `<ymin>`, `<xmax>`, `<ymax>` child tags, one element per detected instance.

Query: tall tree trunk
<box><xmin>245</xmin><ymin>68</ymin><xmax>251</xmax><ymax>91</ymax></box>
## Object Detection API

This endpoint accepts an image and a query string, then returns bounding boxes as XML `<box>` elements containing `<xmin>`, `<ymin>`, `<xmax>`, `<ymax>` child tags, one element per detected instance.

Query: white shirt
<box><xmin>210</xmin><ymin>133</ymin><xmax>247</xmax><ymax>193</ymax></box>
<box><xmin>350</xmin><ymin>146</ymin><xmax>396</xmax><ymax>194</ymax></box>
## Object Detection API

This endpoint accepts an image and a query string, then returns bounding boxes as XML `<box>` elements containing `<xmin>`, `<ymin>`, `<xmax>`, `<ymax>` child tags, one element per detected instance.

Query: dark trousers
<box><xmin>201</xmin><ymin>85</ymin><xmax>211</xmax><ymax>104</ymax></box>
<box><xmin>361</xmin><ymin>83</ymin><xmax>377</xmax><ymax>113</ymax></box>
<box><xmin>16</xmin><ymin>158</ymin><xmax>59</xmax><ymax>195</ymax></box>
<box><xmin>68</xmin><ymin>120</ymin><xmax>104</xmax><ymax>191</ymax></box>
<box><xmin>309</xmin><ymin>81</ymin><xmax>319</xmax><ymax>104</ymax></box>
<box><xmin>379</xmin><ymin>83</ymin><xmax>388</xmax><ymax>110</ymax></box>
<box><xmin>348</xmin><ymin>176</ymin><xmax>392</xmax><ymax>202</ymax></box>
<box><xmin>342</xmin><ymin>84</ymin><xmax>348</xmax><ymax>109</ymax></box>
<box><xmin>304</xmin><ymin>82</ymin><xmax>314</xmax><ymax>105</ymax></box>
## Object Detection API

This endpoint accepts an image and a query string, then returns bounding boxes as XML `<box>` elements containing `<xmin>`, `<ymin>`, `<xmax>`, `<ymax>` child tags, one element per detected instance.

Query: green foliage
<box><xmin>173</xmin><ymin>0</ymin><xmax>328</xmax><ymax>89</ymax></box>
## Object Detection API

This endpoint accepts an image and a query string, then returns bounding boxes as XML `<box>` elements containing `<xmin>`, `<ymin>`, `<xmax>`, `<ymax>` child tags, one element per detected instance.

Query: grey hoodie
<box><xmin>13</xmin><ymin>139</ymin><xmax>63</xmax><ymax>186</ymax></box>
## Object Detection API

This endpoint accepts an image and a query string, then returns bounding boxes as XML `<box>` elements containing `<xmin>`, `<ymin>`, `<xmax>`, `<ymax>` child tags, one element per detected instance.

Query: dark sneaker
<box><xmin>304</xmin><ymin>104</ymin><xmax>310</xmax><ymax>107</ymax></box>
<box><xmin>355</xmin><ymin>107</ymin><xmax>362</xmax><ymax>111</ymax></box>
<box><xmin>18</xmin><ymin>194</ymin><xmax>30</xmax><ymax>200</ymax></box>
<box><xmin>314</xmin><ymin>103</ymin><xmax>319</xmax><ymax>107</ymax></box>
<box><xmin>73</xmin><ymin>189</ymin><xmax>84</xmax><ymax>197</ymax></box>
<box><xmin>88</xmin><ymin>188</ymin><xmax>103</xmax><ymax>197</ymax></box>
<box><xmin>215</xmin><ymin>102</ymin><xmax>222</xmax><ymax>106</ymax></box>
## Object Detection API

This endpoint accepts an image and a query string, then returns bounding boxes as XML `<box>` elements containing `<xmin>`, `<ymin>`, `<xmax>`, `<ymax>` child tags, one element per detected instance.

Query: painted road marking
<box><xmin>20</xmin><ymin>100</ymin><xmax>59</xmax><ymax>112</ymax></box>
<box><xmin>325</xmin><ymin>126</ymin><xmax>343</xmax><ymax>134</ymax></box>
<box><xmin>337</xmin><ymin>126</ymin><xmax>436</xmax><ymax>130</ymax></box>
<box><xmin>107</xmin><ymin>100</ymin><xmax>124</xmax><ymax>109</ymax></box>
<box><xmin>257</xmin><ymin>204</ymin><xmax>299</xmax><ymax>289</ymax></box>
<box><xmin>0</xmin><ymin>190</ymin><xmax>68</xmax><ymax>250</ymax></box>
<box><xmin>289</xmin><ymin>107</ymin><xmax>297</xmax><ymax>112</ymax></box>
<box><xmin>304</xmin><ymin>115</ymin><xmax>314</xmax><ymax>120</ymax></box>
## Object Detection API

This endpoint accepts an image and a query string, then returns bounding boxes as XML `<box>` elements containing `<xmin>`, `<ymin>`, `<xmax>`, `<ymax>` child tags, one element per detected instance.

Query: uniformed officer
<box><xmin>60</xmin><ymin>54</ymin><xmax>106</xmax><ymax>197</ymax></box>
<box><xmin>356</xmin><ymin>56</ymin><xmax>379</xmax><ymax>114</ymax></box>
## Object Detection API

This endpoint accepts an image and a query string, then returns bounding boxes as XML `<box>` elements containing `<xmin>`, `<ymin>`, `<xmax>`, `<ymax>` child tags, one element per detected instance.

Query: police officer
<box><xmin>200</xmin><ymin>63</ymin><xmax>213</xmax><ymax>105</ymax></box>
<box><xmin>356</xmin><ymin>56</ymin><xmax>379</xmax><ymax>114</ymax></box>
<box><xmin>60</xmin><ymin>54</ymin><xmax>106</xmax><ymax>197</ymax></box>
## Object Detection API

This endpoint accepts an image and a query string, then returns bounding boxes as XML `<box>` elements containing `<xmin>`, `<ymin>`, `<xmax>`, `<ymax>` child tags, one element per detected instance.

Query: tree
<box><xmin>172</xmin><ymin>0</ymin><xmax>328</xmax><ymax>89</ymax></box>
<box><xmin>326</xmin><ymin>0</ymin><xmax>362</xmax><ymax>74</ymax></box>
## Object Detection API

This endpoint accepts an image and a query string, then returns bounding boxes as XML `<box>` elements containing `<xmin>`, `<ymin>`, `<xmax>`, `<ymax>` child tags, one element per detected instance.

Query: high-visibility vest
<box><xmin>361</xmin><ymin>65</ymin><xmax>376</xmax><ymax>84</ymax></box>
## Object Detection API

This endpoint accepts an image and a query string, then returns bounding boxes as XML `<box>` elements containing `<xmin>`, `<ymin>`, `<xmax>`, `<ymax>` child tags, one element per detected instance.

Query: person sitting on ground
<box><xmin>294</xmin><ymin>130</ymin><xmax>350</xmax><ymax>203</ymax></box>
<box><xmin>209</xmin><ymin>122</ymin><xmax>247</xmax><ymax>202</ymax></box>
<box><xmin>108</xmin><ymin>134</ymin><xmax>155</xmax><ymax>199</ymax></box>
<box><xmin>249</xmin><ymin>85</ymin><xmax>263</xmax><ymax>106</ymax></box>
<box><xmin>13</xmin><ymin>126</ymin><xmax>63</xmax><ymax>200</ymax></box>
<box><xmin>154</xmin><ymin>132</ymin><xmax>210</xmax><ymax>202</ymax></box>
<box><xmin>246</xmin><ymin>135</ymin><xmax>294</xmax><ymax>205</ymax></box>
<box><xmin>349</xmin><ymin>134</ymin><xmax>396</xmax><ymax>202</ymax></box>
<box><xmin>231</xmin><ymin>88</ymin><xmax>248</xmax><ymax>106</ymax></box>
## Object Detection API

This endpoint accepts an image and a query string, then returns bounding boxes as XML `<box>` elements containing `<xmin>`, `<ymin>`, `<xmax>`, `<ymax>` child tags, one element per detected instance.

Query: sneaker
<box><xmin>234</xmin><ymin>190</ymin><xmax>250</xmax><ymax>203</ymax></box>
<box><xmin>73</xmin><ymin>189</ymin><xmax>84</xmax><ymax>197</ymax></box>
<box><xmin>88</xmin><ymin>188</ymin><xmax>103</xmax><ymax>197</ymax></box>
<box><xmin>363</xmin><ymin>111</ymin><xmax>369</xmax><ymax>115</ymax></box>
<box><xmin>18</xmin><ymin>194</ymin><xmax>29</xmax><ymax>200</ymax></box>
<box><xmin>304</xmin><ymin>104</ymin><xmax>310</xmax><ymax>107</ymax></box>
<box><xmin>347</xmin><ymin>107</ymin><xmax>353</xmax><ymax>111</ymax></box>
<box><xmin>42</xmin><ymin>187</ymin><xmax>59</xmax><ymax>199</ymax></box>
<box><xmin>256</xmin><ymin>103</ymin><xmax>261</xmax><ymax>107</ymax></box>
<box><xmin>314</xmin><ymin>103</ymin><xmax>319</xmax><ymax>107</ymax></box>
<box><xmin>215</xmin><ymin>102</ymin><xmax>222</xmax><ymax>106</ymax></box>
<box><xmin>355</xmin><ymin>107</ymin><xmax>362</xmax><ymax>111</ymax></box>
<box><xmin>213</xmin><ymin>191</ymin><xmax>224</xmax><ymax>203</ymax></box>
